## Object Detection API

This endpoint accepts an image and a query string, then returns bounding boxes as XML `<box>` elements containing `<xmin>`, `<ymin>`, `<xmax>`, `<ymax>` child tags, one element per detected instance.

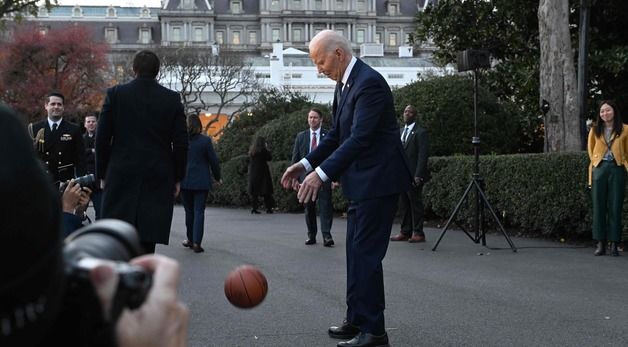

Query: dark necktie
<box><xmin>401</xmin><ymin>127</ymin><xmax>409</xmax><ymax>143</ymax></box>
<box><xmin>51</xmin><ymin>123</ymin><xmax>58</xmax><ymax>134</ymax></box>
<box><xmin>311</xmin><ymin>131</ymin><xmax>317</xmax><ymax>152</ymax></box>
<box><xmin>335</xmin><ymin>81</ymin><xmax>344</xmax><ymax>102</ymax></box>
<box><xmin>332</xmin><ymin>81</ymin><xmax>344</xmax><ymax>118</ymax></box>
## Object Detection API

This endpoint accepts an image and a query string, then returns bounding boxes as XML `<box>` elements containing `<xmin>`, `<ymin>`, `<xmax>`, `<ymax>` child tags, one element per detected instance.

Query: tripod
<box><xmin>431</xmin><ymin>70</ymin><xmax>517</xmax><ymax>252</ymax></box>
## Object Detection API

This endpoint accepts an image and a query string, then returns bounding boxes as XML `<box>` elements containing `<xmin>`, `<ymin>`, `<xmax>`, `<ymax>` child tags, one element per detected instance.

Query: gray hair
<box><xmin>310</xmin><ymin>30</ymin><xmax>353</xmax><ymax>55</ymax></box>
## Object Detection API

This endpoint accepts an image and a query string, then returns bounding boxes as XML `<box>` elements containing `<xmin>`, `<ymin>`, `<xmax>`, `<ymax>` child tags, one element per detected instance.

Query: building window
<box><xmin>388</xmin><ymin>3</ymin><xmax>399</xmax><ymax>16</ymax></box>
<box><xmin>140</xmin><ymin>28</ymin><xmax>151</xmax><ymax>44</ymax></box>
<box><xmin>105</xmin><ymin>28</ymin><xmax>117</xmax><ymax>44</ymax></box>
<box><xmin>216</xmin><ymin>31</ymin><xmax>224</xmax><ymax>44</ymax></box>
<box><xmin>388</xmin><ymin>74</ymin><xmax>403</xmax><ymax>79</ymax></box>
<box><xmin>194</xmin><ymin>27</ymin><xmax>204</xmax><ymax>42</ymax></box>
<box><xmin>335</xmin><ymin>0</ymin><xmax>344</xmax><ymax>10</ymax></box>
<box><xmin>375</xmin><ymin>32</ymin><xmax>381</xmax><ymax>44</ymax></box>
<box><xmin>271</xmin><ymin>0</ymin><xmax>280</xmax><ymax>10</ymax></box>
<box><xmin>356</xmin><ymin>30</ymin><xmax>365</xmax><ymax>43</ymax></box>
<box><xmin>314</xmin><ymin>0</ymin><xmax>322</xmax><ymax>10</ymax></box>
<box><xmin>38</xmin><ymin>6</ymin><xmax>49</xmax><ymax>16</ymax></box>
<box><xmin>141</xmin><ymin>8</ymin><xmax>150</xmax><ymax>18</ymax></box>
<box><xmin>255</xmin><ymin>73</ymin><xmax>271</xmax><ymax>79</ymax></box>
<box><xmin>172</xmin><ymin>27</ymin><xmax>182</xmax><ymax>41</ymax></box>
<box><xmin>72</xmin><ymin>6</ymin><xmax>82</xmax><ymax>17</ymax></box>
<box><xmin>405</xmin><ymin>33</ymin><xmax>411</xmax><ymax>44</ymax></box>
<box><xmin>357</xmin><ymin>0</ymin><xmax>366</xmax><ymax>12</ymax></box>
<box><xmin>232</xmin><ymin>31</ymin><xmax>241</xmax><ymax>44</ymax></box>
<box><xmin>292</xmin><ymin>28</ymin><xmax>302</xmax><ymax>42</ymax></box>
<box><xmin>181</xmin><ymin>0</ymin><xmax>193</xmax><ymax>8</ymax></box>
<box><xmin>107</xmin><ymin>7</ymin><xmax>115</xmax><ymax>17</ymax></box>
<box><xmin>271</xmin><ymin>28</ymin><xmax>280</xmax><ymax>42</ymax></box>
<box><xmin>249</xmin><ymin>31</ymin><xmax>257</xmax><ymax>44</ymax></box>
<box><xmin>337</xmin><ymin>29</ymin><xmax>344</xmax><ymax>38</ymax></box>
<box><xmin>231</xmin><ymin>1</ymin><xmax>242</xmax><ymax>13</ymax></box>
<box><xmin>292</xmin><ymin>0</ymin><xmax>302</xmax><ymax>9</ymax></box>
<box><xmin>388</xmin><ymin>33</ymin><xmax>397</xmax><ymax>46</ymax></box>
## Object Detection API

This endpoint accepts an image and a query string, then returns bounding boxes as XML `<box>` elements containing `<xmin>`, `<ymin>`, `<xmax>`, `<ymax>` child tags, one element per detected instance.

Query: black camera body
<box><xmin>58</xmin><ymin>173</ymin><xmax>96</xmax><ymax>192</ymax></box>
<box><xmin>61</xmin><ymin>220</ymin><xmax>152</xmax><ymax>346</ymax></box>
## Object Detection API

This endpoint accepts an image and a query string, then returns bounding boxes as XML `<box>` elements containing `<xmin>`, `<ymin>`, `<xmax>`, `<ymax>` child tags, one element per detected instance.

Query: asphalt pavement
<box><xmin>153</xmin><ymin>206</ymin><xmax>628</xmax><ymax>347</ymax></box>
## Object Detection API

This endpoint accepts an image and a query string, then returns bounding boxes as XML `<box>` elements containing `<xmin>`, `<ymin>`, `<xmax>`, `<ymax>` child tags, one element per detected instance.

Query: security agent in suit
<box><xmin>83</xmin><ymin>113</ymin><xmax>103</xmax><ymax>219</ymax></box>
<box><xmin>96</xmin><ymin>50</ymin><xmax>188</xmax><ymax>254</ymax></box>
<box><xmin>30</xmin><ymin>91</ymin><xmax>86</xmax><ymax>185</ymax></box>
<box><xmin>281</xmin><ymin>30</ymin><xmax>412</xmax><ymax>347</ymax></box>
<box><xmin>291</xmin><ymin>108</ymin><xmax>334</xmax><ymax>247</ymax></box>
<box><xmin>391</xmin><ymin>105</ymin><xmax>430</xmax><ymax>243</ymax></box>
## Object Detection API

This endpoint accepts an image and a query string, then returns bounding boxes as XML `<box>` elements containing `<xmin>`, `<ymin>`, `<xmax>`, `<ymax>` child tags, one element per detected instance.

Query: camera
<box><xmin>58</xmin><ymin>173</ymin><xmax>96</xmax><ymax>192</ymax></box>
<box><xmin>60</xmin><ymin>219</ymin><xmax>152</xmax><ymax>345</ymax></box>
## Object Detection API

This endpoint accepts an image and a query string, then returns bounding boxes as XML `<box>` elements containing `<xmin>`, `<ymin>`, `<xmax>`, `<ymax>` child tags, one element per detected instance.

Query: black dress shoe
<box><xmin>251</xmin><ymin>209</ymin><xmax>261</xmax><ymax>214</ymax></box>
<box><xmin>182</xmin><ymin>240</ymin><xmax>192</xmax><ymax>248</ymax></box>
<box><xmin>337</xmin><ymin>332</ymin><xmax>389</xmax><ymax>347</ymax></box>
<box><xmin>305</xmin><ymin>238</ymin><xmax>316</xmax><ymax>245</ymax></box>
<box><xmin>324</xmin><ymin>238</ymin><xmax>335</xmax><ymax>247</ymax></box>
<box><xmin>328</xmin><ymin>320</ymin><xmax>360</xmax><ymax>339</ymax></box>
<box><xmin>610</xmin><ymin>242</ymin><xmax>619</xmax><ymax>256</ymax></box>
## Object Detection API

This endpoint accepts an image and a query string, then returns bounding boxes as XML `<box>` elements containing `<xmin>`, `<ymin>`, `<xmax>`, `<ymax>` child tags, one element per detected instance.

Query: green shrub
<box><xmin>424</xmin><ymin>152</ymin><xmax>594</xmax><ymax>239</ymax></box>
<box><xmin>393</xmin><ymin>74</ymin><xmax>523</xmax><ymax>155</ymax></box>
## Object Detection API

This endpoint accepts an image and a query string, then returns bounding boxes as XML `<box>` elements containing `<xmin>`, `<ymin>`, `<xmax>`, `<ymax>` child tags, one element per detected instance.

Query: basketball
<box><xmin>224</xmin><ymin>265</ymin><xmax>268</xmax><ymax>309</ymax></box>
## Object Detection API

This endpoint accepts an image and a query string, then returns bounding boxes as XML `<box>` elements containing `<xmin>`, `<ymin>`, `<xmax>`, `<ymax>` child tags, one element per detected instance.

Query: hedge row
<box><xmin>210</xmin><ymin>152</ymin><xmax>628</xmax><ymax>240</ymax></box>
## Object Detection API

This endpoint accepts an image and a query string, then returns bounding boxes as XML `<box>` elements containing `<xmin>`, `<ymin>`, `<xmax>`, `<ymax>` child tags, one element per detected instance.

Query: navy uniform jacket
<box><xmin>96</xmin><ymin>77</ymin><xmax>188</xmax><ymax>244</ymax></box>
<box><xmin>31</xmin><ymin>119</ymin><xmax>86</xmax><ymax>184</ymax></box>
<box><xmin>306</xmin><ymin>58</ymin><xmax>412</xmax><ymax>201</ymax></box>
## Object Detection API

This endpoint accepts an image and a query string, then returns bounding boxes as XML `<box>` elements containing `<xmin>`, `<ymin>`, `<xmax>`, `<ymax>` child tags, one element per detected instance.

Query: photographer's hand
<box><xmin>62</xmin><ymin>179</ymin><xmax>81</xmax><ymax>213</ymax></box>
<box><xmin>90</xmin><ymin>255</ymin><xmax>189</xmax><ymax>347</ymax></box>
<box><xmin>75</xmin><ymin>187</ymin><xmax>92</xmax><ymax>217</ymax></box>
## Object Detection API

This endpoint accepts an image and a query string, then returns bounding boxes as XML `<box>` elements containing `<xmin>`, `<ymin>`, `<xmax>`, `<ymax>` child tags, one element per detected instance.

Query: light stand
<box><xmin>431</xmin><ymin>69</ymin><xmax>517</xmax><ymax>252</ymax></box>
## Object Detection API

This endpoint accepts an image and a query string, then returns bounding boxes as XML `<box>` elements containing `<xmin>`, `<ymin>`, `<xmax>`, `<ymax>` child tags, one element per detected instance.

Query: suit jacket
<box><xmin>31</xmin><ymin>118</ymin><xmax>86</xmax><ymax>183</ymax></box>
<box><xmin>401</xmin><ymin>124</ymin><xmax>430</xmax><ymax>181</ymax></box>
<box><xmin>181</xmin><ymin>134</ymin><xmax>221</xmax><ymax>191</ymax></box>
<box><xmin>292</xmin><ymin>128</ymin><xmax>330</xmax><ymax>186</ymax></box>
<box><xmin>587</xmin><ymin>124</ymin><xmax>628</xmax><ymax>185</ymax></box>
<box><xmin>95</xmin><ymin>77</ymin><xmax>188</xmax><ymax>244</ymax></box>
<box><xmin>83</xmin><ymin>132</ymin><xmax>96</xmax><ymax>175</ymax></box>
<box><xmin>306</xmin><ymin>58</ymin><xmax>412</xmax><ymax>201</ymax></box>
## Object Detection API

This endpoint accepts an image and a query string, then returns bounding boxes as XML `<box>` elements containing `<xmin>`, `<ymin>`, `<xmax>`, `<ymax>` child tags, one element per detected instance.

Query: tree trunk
<box><xmin>538</xmin><ymin>0</ymin><xmax>581</xmax><ymax>152</ymax></box>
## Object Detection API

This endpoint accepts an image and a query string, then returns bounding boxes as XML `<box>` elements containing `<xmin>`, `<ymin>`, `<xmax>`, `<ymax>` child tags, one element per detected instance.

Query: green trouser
<box><xmin>591</xmin><ymin>161</ymin><xmax>626</xmax><ymax>242</ymax></box>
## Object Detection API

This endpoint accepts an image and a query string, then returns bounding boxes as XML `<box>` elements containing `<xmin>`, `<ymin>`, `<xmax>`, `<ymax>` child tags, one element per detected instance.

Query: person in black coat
<box><xmin>82</xmin><ymin>113</ymin><xmax>102</xmax><ymax>219</ymax></box>
<box><xmin>248</xmin><ymin>136</ymin><xmax>275</xmax><ymax>214</ymax></box>
<box><xmin>95</xmin><ymin>50</ymin><xmax>188</xmax><ymax>254</ymax></box>
<box><xmin>30</xmin><ymin>91</ymin><xmax>86</xmax><ymax>185</ymax></box>
<box><xmin>391</xmin><ymin>104</ymin><xmax>430</xmax><ymax>243</ymax></box>
<box><xmin>180</xmin><ymin>115</ymin><xmax>222</xmax><ymax>253</ymax></box>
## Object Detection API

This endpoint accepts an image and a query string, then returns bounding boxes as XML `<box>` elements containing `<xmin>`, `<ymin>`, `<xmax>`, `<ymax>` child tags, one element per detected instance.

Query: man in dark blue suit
<box><xmin>281</xmin><ymin>30</ymin><xmax>412</xmax><ymax>347</ymax></box>
<box><xmin>96</xmin><ymin>50</ymin><xmax>188</xmax><ymax>254</ymax></box>
<box><xmin>291</xmin><ymin>108</ymin><xmax>335</xmax><ymax>247</ymax></box>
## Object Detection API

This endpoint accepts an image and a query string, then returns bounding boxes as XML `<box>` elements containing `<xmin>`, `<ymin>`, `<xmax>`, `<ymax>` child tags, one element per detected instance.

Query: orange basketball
<box><xmin>224</xmin><ymin>265</ymin><xmax>268</xmax><ymax>309</ymax></box>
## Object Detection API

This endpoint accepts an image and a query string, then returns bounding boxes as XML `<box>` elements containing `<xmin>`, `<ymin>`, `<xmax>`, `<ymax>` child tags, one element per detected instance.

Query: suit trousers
<box><xmin>398</xmin><ymin>183</ymin><xmax>424</xmax><ymax>235</ymax></box>
<box><xmin>346</xmin><ymin>194</ymin><xmax>398</xmax><ymax>336</ymax></box>
<box><xmin>592</xmin><ymin>161</ymin><xmax>626</xmax><ymax>242</ymax></box>
<box><xmin>181</xmin><ymin>189</ymin><xmax>209</xmax><ymax>245</ymax></box>
<box><xmin>305</xmin><ymin>183</ymin><xmax>333</xmax><ymax>240</ymax></box>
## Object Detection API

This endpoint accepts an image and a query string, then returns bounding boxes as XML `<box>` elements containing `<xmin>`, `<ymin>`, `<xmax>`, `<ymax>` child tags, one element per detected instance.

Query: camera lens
<box><xmin>63</xmin><ymin>219</ymin><xmax>144</xmax><ymax>261</ymax></box>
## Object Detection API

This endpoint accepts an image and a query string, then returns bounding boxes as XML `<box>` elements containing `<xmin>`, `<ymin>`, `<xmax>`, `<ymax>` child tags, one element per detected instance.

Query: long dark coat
<box><xmin>95</xmin><ymin>77</ymin><xmax>188</xmax><ymax>244</ymax></box>
<box><xmin>248</xmin><ymin>148</ymin><xmax>273</xmax><ymax>196</ymax></box>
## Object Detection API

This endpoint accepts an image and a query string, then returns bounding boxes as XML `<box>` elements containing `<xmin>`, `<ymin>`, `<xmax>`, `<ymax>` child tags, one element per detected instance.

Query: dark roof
<box><xmin>164</xmin><ymin>0</ymin><xmax>212</xmax><ymax>11</ymax></box>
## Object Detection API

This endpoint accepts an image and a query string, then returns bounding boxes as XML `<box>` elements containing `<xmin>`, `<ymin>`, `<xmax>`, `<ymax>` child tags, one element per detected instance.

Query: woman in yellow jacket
<box><xmin>588</xmin><ymin>100</ymin><xmax>628</xmax><ymax>256</ymax></box>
